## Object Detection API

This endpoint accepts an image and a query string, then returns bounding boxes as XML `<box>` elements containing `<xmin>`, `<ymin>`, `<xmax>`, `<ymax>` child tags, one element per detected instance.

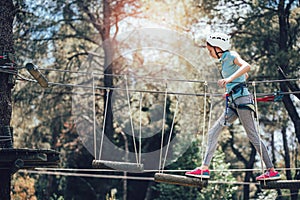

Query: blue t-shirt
<box><xmin>220</xmin><ymin>51</ymin><xmax>249</xmax><ymax>100</ymax></box>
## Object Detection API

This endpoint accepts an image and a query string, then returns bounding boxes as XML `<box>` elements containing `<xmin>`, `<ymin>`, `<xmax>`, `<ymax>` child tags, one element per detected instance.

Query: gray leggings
<box><xmin>203</xmin><ymin>95</ymin><xmax>274</xmax><ymax>169</ymax></box>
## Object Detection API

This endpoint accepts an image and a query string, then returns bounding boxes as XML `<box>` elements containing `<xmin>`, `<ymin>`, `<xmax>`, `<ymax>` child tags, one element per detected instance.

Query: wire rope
<box><xmin>98</xmin><ymin>89</ymin><xmax>110</xmax><ymax>160</ymax></box>
<box><xmin>200</xmin><ymin>81</ymin><xmax>208</xmax><ymax>181</ymax></box>
<box><xmin>158</xmin><ymin>81</ymin><xmax>168</xmax><ymax>172</ymax></box>
<box><xmin>252</xmin><ymin>81</ymin><xmax>266</xmax><ymax>185</ymax></box>
<box><xmin>36</xmin><ymin>66</ymin><xmax>300</xmax><ymax>85</ymax></box>
<box><xmin>19</xmin><ymin>169</ymin><xmax>267</xmax><ymax>186</ymax></box>
<box><xmin>124</xmin><ymin>75</ymin><xmax>139</xmax><ymax>164</ymax></box>
<box><xmin>138</xmin><ymin>92</ymin><xmax>143</xmax><ymax>164</ymax></box>
<box><xmin>92</xmin><ymin>73</ymin><xmax>97</xmax><ymax>159</ymax></box>
<box><xmin>161</xmin><ymin>95</ymin><xmax>180</xmax><ymax>172</ymax></box>
<box><xmin>16</xmin><ymin>74</ymin><xmax>300</xmax><ymax>98</ymax></box>
<box><xmin>34</xmin><ymin>167</ymin><xmax>300</xmax><ymax>173</ymax></box>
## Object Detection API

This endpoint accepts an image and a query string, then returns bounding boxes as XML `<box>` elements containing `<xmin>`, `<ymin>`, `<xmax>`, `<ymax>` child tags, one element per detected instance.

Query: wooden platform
<box><xmin>154</xmin><ymin>173</ymin><xmax>208</xmax><ymax>188</ymax></box>
<box><xmin>0</xmin><ymin>148</ymin><xmax>60</xmax><ymax>200</ymax></box>
<box><xmin>0</xmin><ymin>148</ymin><xmax>60</xmax><ymax>171</ymax></box>
<box><xmin>260</xmin><ymin>180</ymin><xmax>300</xmax><ymax>189</ymax></box>
<box><xmin>92</xmin><ymin>160</ymin><xmax>144</xmax><ymax>172</ymax></box>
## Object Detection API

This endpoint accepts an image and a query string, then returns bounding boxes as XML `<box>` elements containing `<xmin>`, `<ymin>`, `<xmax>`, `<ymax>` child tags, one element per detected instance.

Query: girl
<box><xmin>185</xmin><ymin>32</ymin><xmax>280</xmax><ymax>181</ymax></box>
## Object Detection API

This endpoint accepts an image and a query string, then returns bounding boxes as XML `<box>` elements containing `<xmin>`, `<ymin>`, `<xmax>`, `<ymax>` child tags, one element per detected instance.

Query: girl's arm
<box><xmin>218</xmin><ymin>56</ymin><xmax>250</xmax><ymax>87</ymax></box>
<box><xmin>230</xmin><ymin>56</ymin><xmax>250</xmax><ymax>81</ymax></box>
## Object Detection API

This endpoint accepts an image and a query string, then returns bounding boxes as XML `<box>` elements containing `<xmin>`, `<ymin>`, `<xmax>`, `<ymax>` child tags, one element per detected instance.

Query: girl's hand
<box><xmin>218</xmin><ymin>78</ymin><xmax>232</xmax><ymax>88</ymax></box>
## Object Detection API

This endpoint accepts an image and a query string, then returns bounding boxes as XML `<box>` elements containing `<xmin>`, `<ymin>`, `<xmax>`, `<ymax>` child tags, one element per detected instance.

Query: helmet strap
<box><xmin>213</xmin><ymin>47</ymin><xmax>228</xmax><ymax>59</ymax></box>
<box><xmin>213</xmin><ymin>47</ymin><xmax>222</xmax><ymax>59</ymax></box>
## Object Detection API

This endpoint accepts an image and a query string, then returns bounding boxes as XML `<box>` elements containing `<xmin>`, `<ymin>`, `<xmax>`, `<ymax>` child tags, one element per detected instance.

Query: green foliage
<box><xmin>9</xmin><ymin>0</ymin><xmax>300</xmax><ymax>199</ymax></box>
<box><xmin>106</xmin><ymin>188</ymin><xmax>118</xmax><ymax>200</ymax></box>
<box><xmin>49</xmin><ymin>194</ymin><xmax>65</xmax><ymax>200</ymax></box>
<box><xmin>200</xmin><ymin>150</ymin><xmax>238</xmax><ymax>200</ymax></box>
<box><xmin>257</xmin><ymin>190</ymin><xmax>278</xmax><ymax>200</ymax></box>
<box><xmin>152</xmin><ymin>141</ymin><xmax>203</xmax><ymax>200</ymax></box>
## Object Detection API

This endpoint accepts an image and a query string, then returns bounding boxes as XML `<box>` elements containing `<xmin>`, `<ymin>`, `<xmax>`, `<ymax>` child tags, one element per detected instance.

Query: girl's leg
<box><xmin>186</xmin><ymin>108</ymin><xmax>238</xmax><ymax>178</ymax></box>
<box><xmin>235</xmin><ymin>96</ymin><xmax>273</xmax><ymax>169</ymax></box>
<box><xmin>202</xmin><ymin>108</ymin><xmax>238</xmax><ymax>166</ymax></box>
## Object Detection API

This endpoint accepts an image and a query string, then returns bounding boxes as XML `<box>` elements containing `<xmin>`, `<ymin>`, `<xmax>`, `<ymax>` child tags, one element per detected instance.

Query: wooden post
<box><xmin>0</xmin><ymin>149</ymin><xmax>60</xmax><ymax>200</ymax></box>
<box><xmin>0</xmin><ymin>169</ymin><xmax>11</xmax><ymax>200</ymax></box>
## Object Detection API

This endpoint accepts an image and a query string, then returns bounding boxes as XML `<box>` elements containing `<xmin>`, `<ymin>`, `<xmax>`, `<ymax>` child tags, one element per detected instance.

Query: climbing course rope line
<box><xmin>26</xmin><ymin>168</ymin><xmax>300</xmax><ymax>189</ymax></box>
<box><xmin>33</xmin><ymin>167</ymin><xmax>300</xmax><ymax>173</ymax></box>
<box><xmin>124</xmin><ymin>75</ymin><xmax>139</xmax><ymax>164</ymax></box>
<box><xmin>19</xmin><ymin>169</ymin><xmax>263</xmax><ymax>186</ymax></box>
<box><xmin>14</xmin><ymin>65</ymin><xmax>299</xmax><ymax>86</ymax></box>
<box><xmin>92</xmin><ymin>73</ymin><xmax>97</xmax><ymax>159</ymax></box>
<box><xmin>200</xmin><ymin>81</ymin><xmax>208</xmax><ymax>181</ymax></box>
<box><xmin>158</xmin><ymin>81</ymin><xmax>168</xmax><ymax>172</ymax></box>
<box><xmin>15</xmin><ymin>71</ymin><xmax>300</xmax><ymax>98</ymax></box>
<box><xmin>139</xmin><ymin>92</ymin><xmax>143</xmax><ymax>165</ymax></box>
<box><xmin>161</xmin><ymin>95</ymin><xmax>180</xmax><ymax>172</ymax></box>
<box><xmin>252</xmin><ymin>81</ymin><xmax>266</xmax><ymax>185</ymax></box>
<box><xmin>5</xmin><ymin>66</ymin><xmax>300</xmax><ymax>188</ymax></box>
<box><xmin>36</xmin><ymin>66</ymin><xmax>300</xmax><ymax>85</ymax></box>
<box><xmin>98</xmin><ymin>88</ymin><xmax>110</xmax><ymax>160</ymax></box>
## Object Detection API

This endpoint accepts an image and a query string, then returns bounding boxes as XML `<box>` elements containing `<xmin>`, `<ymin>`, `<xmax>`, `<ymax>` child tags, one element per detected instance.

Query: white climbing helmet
<box><xmin>206</xmin><ymin>32</ymin><xmax>231</xmax><ymax>51</ymax></box>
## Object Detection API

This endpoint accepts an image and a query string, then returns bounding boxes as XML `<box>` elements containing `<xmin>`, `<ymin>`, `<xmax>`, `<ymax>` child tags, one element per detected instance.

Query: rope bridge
<box><xmin>5</xmin><ymin>65</ymin><xmax>300</xmax><ymax>191</ymax></box>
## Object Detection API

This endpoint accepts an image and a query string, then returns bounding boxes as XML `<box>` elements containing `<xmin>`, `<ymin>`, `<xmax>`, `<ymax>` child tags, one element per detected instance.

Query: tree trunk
<box><xmin>0</xmin><ymin>0</ymin><xmax>15</xmax><ymax>149</ymax></box>
<box><xmin>277</xmin><ymin>0</ymin><xmax>300</xmax><ymax>145</ymax></box>
<box><xmin>102</xmin><ymin>0</ymin><xmax>115</xmax><ymax>142</ymax></box>
<box><xmin>0</xmin><ymin>1</ymin><xmax>15</xmax><ymax>199</ymax></box>
<box><xmin>243</xmin><ymin>144</ymin><xmax>256</xmax><ymax>200</ymax></box>
<box><xmin>278</xmin><ymin>1</ymin><xmax>300</xmax><ymax>198</ymax></box>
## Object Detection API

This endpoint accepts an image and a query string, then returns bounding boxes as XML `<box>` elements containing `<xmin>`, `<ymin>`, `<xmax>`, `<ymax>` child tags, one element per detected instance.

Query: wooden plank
<box><xmin>92</xmin><ymin>160</ymin><xmax>144</xmax><ymax>172</ymax></box>
<box><xmin>260</xmin><ymin>180</ymin><xmax>300</xmax><ymax>189</ymax></box>
<box><xmin>154</xmin><ymin>173</ymin><xmax>208</xmax><ymax>188</ymax></box>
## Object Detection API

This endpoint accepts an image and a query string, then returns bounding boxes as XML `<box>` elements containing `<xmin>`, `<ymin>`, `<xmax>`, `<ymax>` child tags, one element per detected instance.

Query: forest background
<box><xmin>2</xmin><ymin>0</ymin><xmax>300</xmax><ymax>199</ymax></box>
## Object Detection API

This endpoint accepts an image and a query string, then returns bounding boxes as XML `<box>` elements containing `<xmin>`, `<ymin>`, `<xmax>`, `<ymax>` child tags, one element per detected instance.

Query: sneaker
<box><xmin>256</xmin><ymin>170</ymin><xmax>281</xmax><ymax>181</ymax></box>
<box><xmin>185</xmin><ymin>168</ymin><xmax>210</xmax><ymax>179</ymax></box>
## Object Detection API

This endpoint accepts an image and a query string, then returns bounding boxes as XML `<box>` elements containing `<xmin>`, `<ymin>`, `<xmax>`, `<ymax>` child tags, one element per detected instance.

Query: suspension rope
<box><xmin>19</xmin><ymin>169</ymin><xmax>264</xmax><ymax>186</ymax></box>
<box><xmin>98</xmin><ymin>88</ymin><xmax>110</xmax><ymax>160</ymax></box>
<box><xmin>161</xmin><ymin>95</ymin><xmax>180</xmax><ymax>172</ymax></box>
<box><xmin>207</xmin><ymin>88</ymin><xmax>214</xmax><ymax>138</ymax></box>
<box><xmin>20</xmin><ymin>169</ymin><xmax>154</xmax><ymax>181</ymax></box>
<box><xmin>35</xmin><ymin>167</ymin><xmax>300</xmax><ymax>173</ymax></box>
<box><xmin>92</xmin><ymin>73</ymin><xmax>97</xmax><ymax>158</ymax></box>
<box><xmin>200</xmin><ymin>82</ymin><xmax>208</xmax><ymax>178</ymax></box>
<box><xmin>21</xmin><ymin>169</ymin><xmax>292</xmax><ymax>187</ymax></box>
<box><xmin>252</xmin><ymin>81</ymin><xmax>265</xmax><ymax>184</ymax></box>
<box><xmin>138</xmin><ymin>92</ymin><xmax>143</xmax><ymax>164</ymax></box>
<box><xmin>16</xmin><ymin>75</ymin><xmax>300</xmax><ymax>98</ymax></box>
<box><xmin>158</xmin><ymin>81</ymin><xmax>168</xmax><ymax>172</ymax></box>
<box><xmin>35</xmin><ymin>66</ymin><xmax>300</xmax><ymax>84</ymax></box>
<box><xmin>124</xmin><ymin>75</ymin><xmax>139</xmax><ymax>164</ymax></box>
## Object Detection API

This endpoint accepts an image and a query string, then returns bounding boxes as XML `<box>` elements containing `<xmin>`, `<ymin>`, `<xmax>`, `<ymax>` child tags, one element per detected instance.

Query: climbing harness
<box><xmin>224</xmin><ymin>82</ymin><xmax>257</xmax><ymax>126</ymax></box>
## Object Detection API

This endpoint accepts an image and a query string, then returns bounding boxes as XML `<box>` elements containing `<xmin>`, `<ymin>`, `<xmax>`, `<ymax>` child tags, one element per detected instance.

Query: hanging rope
<box><xmin>158</xmin><ymin>81</ymin><xmax>168</xmax><ymax>172</ymax></box>
<box><xmin>138</xmin><ymin>92</ymin><xmax>143</xmax><ymax>164</ymax></box>
<box><xmin>98</xmin><ymin>88</ymin><xmax>110</xmax><ymax>160</ymax></box>
<box><xmin>200</xmin><ymin>82</ymin><xmax>208</xmax><ymax>177</ymax></box>
<box><xmin>161</xmin><ymin>95</ymin><xmax>180</xmax><ymax>172</ymax></box>
<box><xmin>252</xmin><ymin>81</ymin><xmax>265</xmax><ymax>184</ymax></box>
<box><xmin>124</xmin><ymin>75</ymin><xmax>139</xmax><ymax>164</ymax></box>
<box><xmin>207</xmin><ymin>90</ymin><xmax>214</xmax><ymax>137</ymax></box>
<box><xmin>92</xmin><ymin>73</ymin><xmax>97</xmax><ymax>158</ymax></box>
